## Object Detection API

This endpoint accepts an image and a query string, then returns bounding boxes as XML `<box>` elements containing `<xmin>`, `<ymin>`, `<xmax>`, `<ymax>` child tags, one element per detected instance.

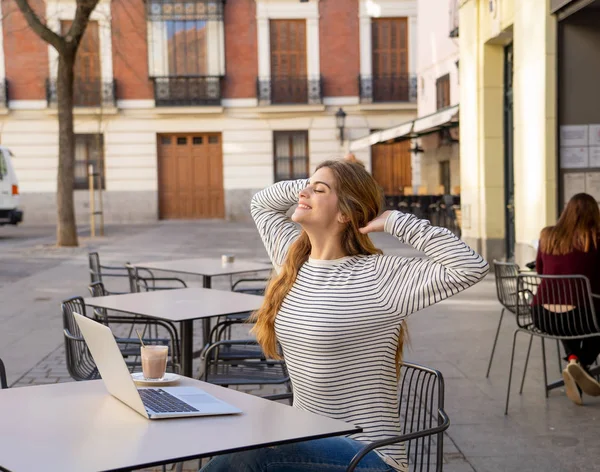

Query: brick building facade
<box><xmin>0</xmin><ymin>0</ymin><xmax>417</xmax><ymax>223</ymax></box>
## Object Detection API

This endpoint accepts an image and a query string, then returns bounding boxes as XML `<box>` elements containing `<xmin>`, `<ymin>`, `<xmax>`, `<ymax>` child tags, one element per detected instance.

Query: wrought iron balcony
<box><xmin>359</xmin><ymin>74</ymin><xmax>417</xmax><ymax>103</ymax></box>
<box><xmin>152</xmin><ymin>76</ymin><xmax>222</xmax><ymax>106</ymax></box>
<box><xmin>257</xmin><ymin>76</ymin><xmax>323</xmax><ymax>105</ymax></box>
<box><xmin>46</xmin><ymin>79</ymin><xmax>116</xmax><ymax>108</ymax></box>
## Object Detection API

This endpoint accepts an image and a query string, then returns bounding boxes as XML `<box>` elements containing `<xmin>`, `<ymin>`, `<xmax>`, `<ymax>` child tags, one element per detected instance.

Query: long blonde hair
<box><xmin>540</xmin><ymin>193</ymin><xmax>600</xmax><ymax>256</ymax></box>
<box><xmin>250</xmin><ymin>159</ymin><xmax>408</xmax><ymax>374</ymax></box>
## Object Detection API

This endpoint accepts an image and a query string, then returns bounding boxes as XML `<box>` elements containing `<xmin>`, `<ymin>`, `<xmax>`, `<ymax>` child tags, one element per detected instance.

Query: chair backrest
<box><xmin>89</xmin><ymin>252</ymin><xmax>102</xmax><ymax>284</ymax></box>
<box><xmin>62</xmin><ymin>296</ymin><xmax>100</xmax><ymax>381</ymax></box>
<box><xmin>88</xmin><ymin>281</ymin><xmax>110</xmax><ymax>324</ymax></box>
<box><xmin>125</xmin><ymin>265</ymin><xmax>142</xmax><ymax>293</ymax></box>
<box><xmin>89</xmin><ymin>281</ymin><xmax>109</xmax><ymax>298</ymax></box>
<box><xmin>517</xmin><ymin>274</ymin><xmax>600</xmax><ymax>336</ymax></box>
<box><xmin>0</xmin><ymin>357</ymin><xmax>8</xmax><ymax>389</ymax></box>
<box><xmin>398</xmin><ymin>362</ymin><xmax>448</xmax><ymax>472</ymax></box>
<box><xmin>493</xmin><ymin>260</ymin><xmax>520</xmax><ymax>312</ymax></box>
<box><xmin>231</xmin><ymin>277</ymin><xmax>269</xmax><ymax>296</ymax></box>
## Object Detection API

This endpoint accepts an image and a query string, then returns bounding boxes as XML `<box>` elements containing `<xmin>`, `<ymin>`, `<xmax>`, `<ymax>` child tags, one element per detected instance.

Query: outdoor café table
<box><xmin>133</xmin><ymin>257</ymin><xmax>273</xmax><ymax>345</ymax></box>
<box><xmin>133</xmin><ymin>257</ymin><xmax>273</xmax><ymax>287</ymax></box>
<box><xmin>0</xmin><ymin>376</ymin><xmax>361</xmax><ymax>472</ymax></box>
<box><xmin>84</xmin><ymin>287</ymin><xmax>264</xmax><ymax>377</ymax></box>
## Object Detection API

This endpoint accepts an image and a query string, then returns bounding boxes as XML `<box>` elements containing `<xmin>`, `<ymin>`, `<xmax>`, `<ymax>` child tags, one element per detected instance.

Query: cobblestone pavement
<box><xmin>2</xmin><ymin>221</ymin><xmax>599</xmax><ymax>471</ymax></box>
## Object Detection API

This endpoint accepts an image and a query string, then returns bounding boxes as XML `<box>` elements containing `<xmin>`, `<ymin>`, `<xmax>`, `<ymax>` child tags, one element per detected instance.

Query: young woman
<box><xmin>202</xmin><ymin>159</ymin><xmax>488</xmax><ymax>472</ymax></box>
<box><xmin>533</xmin><ymin>192</ymin><xmax>600</xmax><ymax>405</ymax></box>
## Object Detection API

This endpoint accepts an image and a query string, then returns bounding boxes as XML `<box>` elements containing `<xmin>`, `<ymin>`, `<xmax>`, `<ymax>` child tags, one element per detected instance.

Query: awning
<box><xmin>413</xmin><ymin>104</ymin><xmax>459</xmax><ymax>134</ymax></box>
<box><xmin>349</xmin><ymin>104</ymin><xmax>459</xmax><ymax>151</ymax></box>
<box><xmin>349</xmin><ymin>120</ymin><xmax>413</xmax><ymax>151</ymax></box>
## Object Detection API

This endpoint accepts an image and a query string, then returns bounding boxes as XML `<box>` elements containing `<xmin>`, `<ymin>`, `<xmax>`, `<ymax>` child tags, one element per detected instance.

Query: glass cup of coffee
<box><xmin>141</xmin><ymin>345</ymin><xmax>169</xmax><ymax>381</ymax></box>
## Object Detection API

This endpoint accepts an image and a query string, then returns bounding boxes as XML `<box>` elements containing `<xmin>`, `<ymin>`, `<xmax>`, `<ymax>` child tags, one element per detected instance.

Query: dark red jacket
<box><xmin>534</xmin><ymin>245</ymin><xmax>600</xmax><ymax>306</ymax></box>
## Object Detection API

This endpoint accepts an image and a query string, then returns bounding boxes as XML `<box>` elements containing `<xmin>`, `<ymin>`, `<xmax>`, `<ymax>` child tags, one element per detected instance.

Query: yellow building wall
<box><xmin>459</xmin><ymin>0</ymin><xmax>557</xmax><ymax>264</ymax></box>
<box><xmin>458</xmin><ymin>0</ymin><xmax>482</xmax><ymax>250</ymax></box>
<box><xmin>512</xmin><ymin>0</ymin><xmax>557</xmax><ymax>263</ymax></box>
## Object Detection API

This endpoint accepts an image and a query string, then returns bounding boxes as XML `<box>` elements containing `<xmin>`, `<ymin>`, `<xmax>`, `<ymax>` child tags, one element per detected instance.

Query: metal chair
<box><xmin>125</xmin><ymin>265</ymin><xmax>187</xmax><ymax>293</ymax></box>
<box><xmin>505</xmin><ymin>274</ymin><xmax>600</xmax><ymax>414</ymax></box>
<box><xmin>489</xmin><ymin>261</ymin><xmax>564</xmax><ymax>400</ymax></box>
<box><xmin>88</xmin><ymin>281</ymin><xmax>181</xmax><ymax>366</ymax></box>
<box><xmin>487</xmin><ymin>260</ymin><xmax>521</xmax><ymax>377</ymax></box>
<box><xmin>62</xmin><ymin>296</ymin><xmax>178</xmax><ymax>381</ymax></box>
<box><xmin>88</xmin><ymin>252</ymin><xmax>130</xmax><ymax>293</ymax></box>
<box><xmin>199</xmin><ymin>340</ymin><xmax>291</xmax><ymax>394</ymax></box>
<box><xmin>200</xmin><ymin>277</ymin><xmax>271</xmax><ymax>360</ymax></box>
<box><xmin>0</xmin><ymin>357</ymin><xmax>8</xmax><ymax>389</ymax></box>
<box><xmin>62</xmin><ymin>296</ymin><xmax>104</xmax><ymax>380</ymax></box>
<box><xmin>346</xmin><ymin>362</ymin><xmax>450</xmax><ymax>472</ymax></box>
<box><xmin>231</xmin><ymin>277</ymin><xmax>270</xmax><ymax>296</ymax></box>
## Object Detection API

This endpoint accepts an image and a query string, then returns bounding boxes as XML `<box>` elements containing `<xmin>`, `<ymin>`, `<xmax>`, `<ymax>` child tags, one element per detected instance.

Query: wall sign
<box><xmin>560</xmin><ymin>125</ymin><xmax>588</xmax><ymax>147</ymax></box>
<box><xmin>560</xmin><ymin>147</ymin><xmax>589</xmax><ymax>169</ymax></box>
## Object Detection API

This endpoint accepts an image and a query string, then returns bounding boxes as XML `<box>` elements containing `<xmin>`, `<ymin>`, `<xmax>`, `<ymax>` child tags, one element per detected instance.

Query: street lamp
<box><xmin>335</xmin><ymin>107</ymin><xmax>347</xmax><ymax>145</ymax></box>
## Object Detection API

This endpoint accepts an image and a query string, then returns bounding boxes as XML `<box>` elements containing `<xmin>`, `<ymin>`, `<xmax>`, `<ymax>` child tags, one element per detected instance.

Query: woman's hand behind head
<box><xmin>359</xmin><ymin>210</ymin><xmax>392</xmax><ymax>234</ymax></box>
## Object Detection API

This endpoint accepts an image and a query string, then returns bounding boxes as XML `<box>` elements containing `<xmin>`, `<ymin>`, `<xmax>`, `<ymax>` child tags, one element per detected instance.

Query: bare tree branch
<box><xmin>65</xmin><ymin>0</ymin><xmax>100</xmax><ymax>50</ymax></box>
<box><xmin>12</xmin><ymin>0</ymin><xmax>64</xmax><ymax>52</ymax></box>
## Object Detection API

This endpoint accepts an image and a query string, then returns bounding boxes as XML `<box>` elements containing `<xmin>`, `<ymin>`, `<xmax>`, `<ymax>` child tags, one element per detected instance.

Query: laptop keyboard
<box><xmin>138</xmin><ymin>388</ymin><xmax>199</xmax><ymax>414</ymax></box>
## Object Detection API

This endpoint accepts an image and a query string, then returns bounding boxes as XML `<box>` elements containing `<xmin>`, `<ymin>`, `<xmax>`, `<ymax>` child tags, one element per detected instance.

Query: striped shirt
<box><xmin>251</xmin><ymin>179</ymin><xmax>489</xmax><ymax>471</ymax></box>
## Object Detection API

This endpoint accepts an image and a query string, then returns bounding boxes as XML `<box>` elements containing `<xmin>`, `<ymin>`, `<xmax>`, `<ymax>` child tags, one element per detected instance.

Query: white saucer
<box><xmin>131</xmin><ymin>372</ymin><xmax>180</xmax><ymax>386</ymax></box>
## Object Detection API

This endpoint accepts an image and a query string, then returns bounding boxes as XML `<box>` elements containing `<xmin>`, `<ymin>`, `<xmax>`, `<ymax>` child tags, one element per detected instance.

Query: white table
<box><xmin>133</xmin><ymin>257</ymin><xmax>273</xmax><ymax>284</ymax></box>
<box><xmin>84</xmin><ymin>288</ymin><xmax>264</xmax><ymax>377</ymax></box>
<box><xmin>0</xmin><ymin>377</ymin><xmax>360</xmax><ymax>472</ymax></box>
<box><xmin>133</xmin><ymin>258</ymin><xmax>272</xmax><ymax>350</ymax></box>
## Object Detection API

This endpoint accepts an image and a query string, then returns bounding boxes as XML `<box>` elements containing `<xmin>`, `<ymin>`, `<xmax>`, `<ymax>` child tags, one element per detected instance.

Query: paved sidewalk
<box><xmin>1</xmin><ymin>221</ymin><xmax>599</xmax><ymax>471</ymax></box>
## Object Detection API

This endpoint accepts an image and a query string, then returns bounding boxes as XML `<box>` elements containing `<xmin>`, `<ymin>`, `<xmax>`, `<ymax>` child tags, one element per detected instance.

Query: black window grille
<box><xmin>146</xmin><ymin>1</ymin><xmax>224</xmax><ymax>106</ymax></box>
<box><xmin>273</xmin><ymin>131</ymin><xmax>309</xmax><ymax>182</ymax></box>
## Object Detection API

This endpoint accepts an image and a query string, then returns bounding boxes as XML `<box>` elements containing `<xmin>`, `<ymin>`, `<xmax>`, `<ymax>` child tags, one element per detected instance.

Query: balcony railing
<box><xmin>449</xmin><ymin>0</ymin><xmax>459</xmax><ymax>37</ymax></box>
<box><xmin>152</xmin><ymin>76</ymin><xmax>222</xmax><ymax>106</ymax></box>
<box><xmin>46</xmin><ymin>79</ymin><xmax>116</xmax><ymax>108</ymax></box>
<box><xmin>359</xmin><ymin>74</ymin><xmax>417</xmax><ymax>103</ymax></box>
<box><xmin>257</xmin><ymin>76</ymin><xmax>323</xmax><ymax>105</ymax></box>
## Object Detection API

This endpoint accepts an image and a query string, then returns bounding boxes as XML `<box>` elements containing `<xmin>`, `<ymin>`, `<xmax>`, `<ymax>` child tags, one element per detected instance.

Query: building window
<box><xmin>257</xmin><ymin>20</ymin><xmax>322</xmax><ymax>105</ymax></box>
<box><xmin>359</xmin><ymin>18</ymin><xmax>416</xmax><ymax>103</ymax></box>
<box><xmin>436</xmin><ymin>74</ymin><xmax>451</xmax><ymax>110</ymax></box>
<box><xmin>273</xmin><ymin>131</ymin><xmax>309</xmax><ymax>182</ymax></box>
<box><xmin>74</xmin><ymin>134</ymin><xmax>105</xmax><ymax>190</ymax></box>
<box><xmin>46</xmin><ymin>21</ymin><xmax>116</xmax><ymax>108</ymax></box>
<box><xmin>146</xmin><ymin>0</ymin><xmax>225</xmax><ymax>106</ymax></box>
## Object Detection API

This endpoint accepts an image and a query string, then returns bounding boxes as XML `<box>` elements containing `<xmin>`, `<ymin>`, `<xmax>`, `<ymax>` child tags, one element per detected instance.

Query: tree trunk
<box><xmin>56</xmin><ymin>52</ymin><xmax>79</xmax><ymax>247</ymax></box>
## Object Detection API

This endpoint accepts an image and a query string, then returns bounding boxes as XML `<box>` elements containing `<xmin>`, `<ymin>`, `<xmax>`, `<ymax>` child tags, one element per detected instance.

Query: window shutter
<box><xmin>270</xmin><ymin>20</ymin><xmax>306</xmax><ymax>78</ymax></box>
<box><xmin>372</xmin><ymin>18</ymin><xmax>408</xmax><ymax>76</ymax></box>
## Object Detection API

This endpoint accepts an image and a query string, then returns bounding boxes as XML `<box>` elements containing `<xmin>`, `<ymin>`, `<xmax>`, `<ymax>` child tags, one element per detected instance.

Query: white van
<box><xmin>0</xmin><ymin>146</ymin><xmax>23</xmax><ymax>225</ymax></box>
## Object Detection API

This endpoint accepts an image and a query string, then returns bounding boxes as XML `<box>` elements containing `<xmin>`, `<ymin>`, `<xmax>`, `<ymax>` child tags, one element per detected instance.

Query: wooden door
<box><xmin>270</xmin><ymin>19</ymin><xmax>307</xmax><ymax>103</ymax></box>
<box><xmin>372</xmin><ymin>18</ymin><xmax>408</xmax><ymax>101</ymax></box>
<box><xmin>157</xmin><ymin>133</ymin><xmax>224</xmax><ymax>219</ymax></box>
<box><xmin>371</xmin><ymin>140</ymin><xmax>412</xmax><ymax>196</ymax></box>
<box><xmin>62</xmin><ymin>20</ymin><xmax>101</xmax><ymax>106</ymax></box>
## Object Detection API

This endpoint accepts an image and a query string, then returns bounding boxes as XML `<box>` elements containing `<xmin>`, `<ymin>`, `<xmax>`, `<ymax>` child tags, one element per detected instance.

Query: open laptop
<box><xmin>73</xmin><ymin>312</ymin><xmax>242</xmax><ymax>419</ymax></box>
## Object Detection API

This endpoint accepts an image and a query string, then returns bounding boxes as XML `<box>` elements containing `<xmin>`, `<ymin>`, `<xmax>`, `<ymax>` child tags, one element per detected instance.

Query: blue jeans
<box><xmin>200</xmin><ymin>436</ymin><xmax>396</xmax><ymax>472</ymax></box>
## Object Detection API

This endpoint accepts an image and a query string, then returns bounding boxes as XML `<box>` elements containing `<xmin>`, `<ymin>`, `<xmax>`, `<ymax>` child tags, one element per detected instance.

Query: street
<box><xmin>0</xmin><ymin>221</ymin><xmax>598</xmax><ymax>471</ymax></box>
